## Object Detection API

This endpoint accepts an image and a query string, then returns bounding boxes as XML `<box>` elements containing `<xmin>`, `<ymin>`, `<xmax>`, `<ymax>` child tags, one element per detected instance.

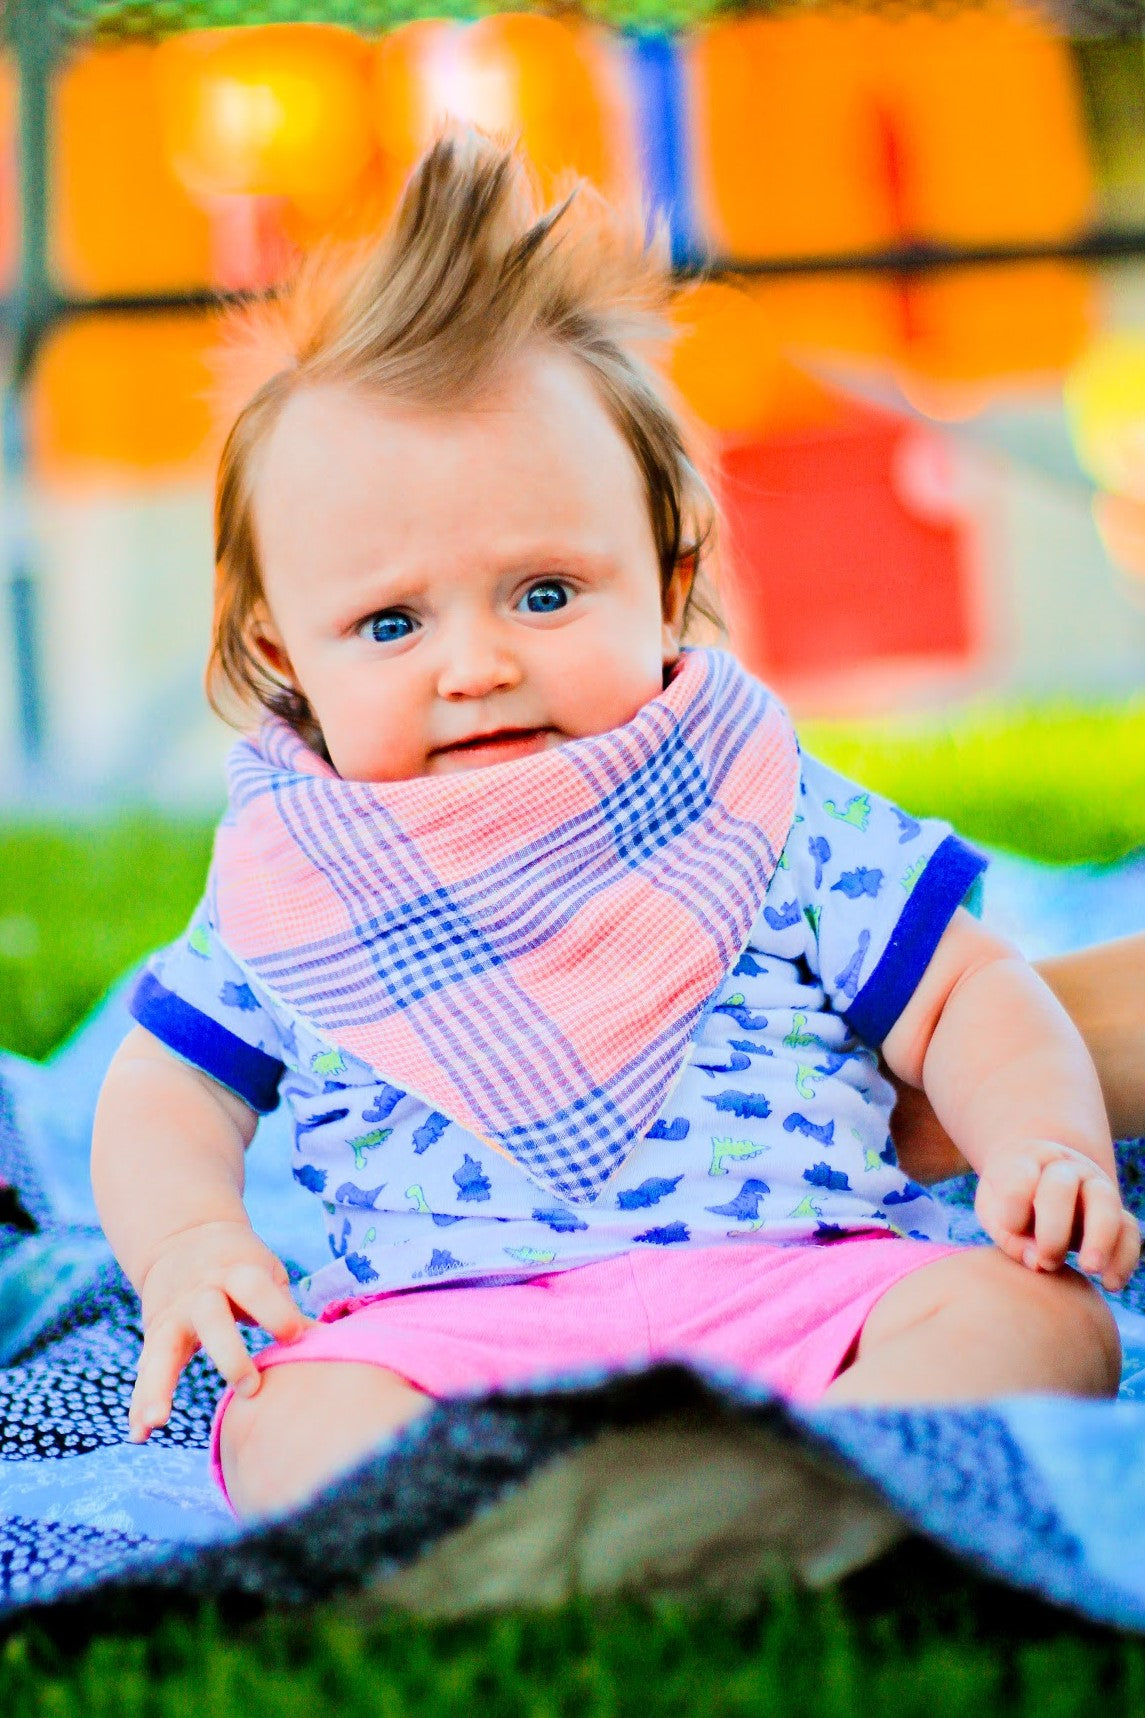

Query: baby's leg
<box><xmin>823</xmin><ymin>1246</ymin><xmax>1121</xmax><ymax>1404</ymax></box>
<box><xmin>219</xmin><ymin>1363</ymin><xmax>432</xmax><ymax>1518</ymax></box>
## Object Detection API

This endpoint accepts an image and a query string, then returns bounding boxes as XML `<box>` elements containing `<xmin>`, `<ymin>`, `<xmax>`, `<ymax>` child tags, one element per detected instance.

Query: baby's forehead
<box><xmin>249</xmin><ymin>354</ymin><xmax>656</xmax><ymax>596</ymax></box>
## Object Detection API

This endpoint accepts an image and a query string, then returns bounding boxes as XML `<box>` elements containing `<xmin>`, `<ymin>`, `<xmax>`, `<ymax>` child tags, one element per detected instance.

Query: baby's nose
<box><xmin>435</xmin><ymin>624</ymin><xmax>522</xmax><ymax>699</ymax></box>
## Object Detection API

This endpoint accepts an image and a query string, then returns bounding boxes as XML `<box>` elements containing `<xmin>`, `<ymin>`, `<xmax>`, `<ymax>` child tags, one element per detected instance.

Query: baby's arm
<box><xmin>92</xmin><ymin>1025</ymin><xmax>310</xmax><ymax>1442</ymax></box>
<box><xmin>882</xmin><ymin>910</ymin><xmax>1141</xmax><ymax>1292</ymax></box>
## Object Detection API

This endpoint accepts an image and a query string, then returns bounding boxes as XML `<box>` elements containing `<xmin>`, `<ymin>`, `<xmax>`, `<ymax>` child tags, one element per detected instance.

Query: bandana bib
<box><xmin>211</xmin><ymin>649</ymin><xmax>799</xmax><ymax>1203</ymax></box>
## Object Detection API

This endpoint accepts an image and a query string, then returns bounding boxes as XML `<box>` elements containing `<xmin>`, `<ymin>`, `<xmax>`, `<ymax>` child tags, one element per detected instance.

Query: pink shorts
<box><xmin>210</xmin><ymin>1233</ymin><xmax>960</xmax><ymax>1499</ymax></box>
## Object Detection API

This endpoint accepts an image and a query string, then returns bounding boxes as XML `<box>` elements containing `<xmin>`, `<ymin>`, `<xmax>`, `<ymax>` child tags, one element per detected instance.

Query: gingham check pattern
<box><xmin>212</xmin><ymin>650</ymin><xmax>799</xmax><ymax>1202</ymax></box>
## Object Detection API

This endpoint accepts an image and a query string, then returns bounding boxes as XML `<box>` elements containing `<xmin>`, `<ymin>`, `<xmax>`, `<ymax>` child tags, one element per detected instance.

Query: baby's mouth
<box><xmin>429</xmin><ymin>728</ymin><xmax>557</xmax><ymax>771</ymax></box>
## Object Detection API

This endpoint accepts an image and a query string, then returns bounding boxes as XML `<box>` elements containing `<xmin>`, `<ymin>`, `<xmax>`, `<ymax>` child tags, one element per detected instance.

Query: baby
<box><xmin>92</xmin><ymin>131</ymin><xmax>1140</xmax><ymax>1520</ymax></box>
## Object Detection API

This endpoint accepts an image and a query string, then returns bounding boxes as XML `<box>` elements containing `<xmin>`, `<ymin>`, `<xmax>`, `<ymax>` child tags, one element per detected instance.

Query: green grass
<box><xmin>4</xmin><ymin>1558</ymin><xmax>1145</xmax><ymax>1717</ymax></box>
<box><xmin>1</xmin><ymin>699</ymin><xmax>1144</xmax><ymax>1706</ymax></box>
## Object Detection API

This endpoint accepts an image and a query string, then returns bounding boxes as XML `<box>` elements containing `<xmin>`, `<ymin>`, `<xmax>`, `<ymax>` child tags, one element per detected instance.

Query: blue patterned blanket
<box><xmin>1</xmin><ymin>847</ymin><xmax>1144</xmax><ymax>1625</ymax></box>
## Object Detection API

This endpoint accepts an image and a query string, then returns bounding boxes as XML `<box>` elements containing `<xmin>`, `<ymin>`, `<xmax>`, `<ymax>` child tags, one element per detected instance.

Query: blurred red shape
<box><xmin>717</xmin><ymin>404</ymin><xmax>981</xmax><ymax>696</ymax></box>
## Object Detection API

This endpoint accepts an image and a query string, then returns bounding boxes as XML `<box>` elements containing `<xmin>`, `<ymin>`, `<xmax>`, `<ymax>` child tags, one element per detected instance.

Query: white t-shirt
<box><xmin>132</xmin><ymin>752</ymin><xmax>986</xmax><ymax>1314</ymax></box>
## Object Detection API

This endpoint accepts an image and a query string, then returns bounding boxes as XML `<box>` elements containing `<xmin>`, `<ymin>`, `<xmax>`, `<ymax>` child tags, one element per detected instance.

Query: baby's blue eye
<box><xmin>369</xmin><ymin>611</ymin><xmax>414</xmax><ymax>644</ymax></box>
<box><xmin>522</xmin><ymin>581</ymin><xmax>569</xmax><ymax>615</ymax></box>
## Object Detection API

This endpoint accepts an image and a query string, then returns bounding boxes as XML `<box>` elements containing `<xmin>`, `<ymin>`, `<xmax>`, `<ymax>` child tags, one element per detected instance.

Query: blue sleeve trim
<box><xmin>843</xmin><ymin>834</ymin><xmax>989</xmax><ymax>1047</ymax></box>
<box><xmin>129</xmin><ymin>971</ymin><xmax>284</xmax><ymax>1114</ymax></box>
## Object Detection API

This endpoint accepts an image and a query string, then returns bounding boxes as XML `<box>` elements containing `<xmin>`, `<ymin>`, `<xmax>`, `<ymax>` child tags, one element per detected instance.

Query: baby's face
<box><xmin>250</xmin><ymin>348</ymin><xmax>689</xmax><ymax>781</ymax></box>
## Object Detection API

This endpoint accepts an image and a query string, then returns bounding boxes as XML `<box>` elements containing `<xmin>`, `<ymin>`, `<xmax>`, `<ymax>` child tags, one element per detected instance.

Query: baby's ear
<box><xmin>246</xmin><ymin>600</ymin><xmax>296</xmax><ymax>687</ymax></box>
<box><xmin>661</xmin><ymin>554</ymin><xmax>695</xmax><ymax>656</ymax></box>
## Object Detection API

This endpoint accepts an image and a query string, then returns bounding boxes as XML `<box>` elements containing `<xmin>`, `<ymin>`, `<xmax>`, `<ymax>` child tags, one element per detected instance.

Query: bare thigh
<box><xmin>824</xmin><ymin>1245</ymin><xmax>1121</xmax><ymax>1404</ymax></box>
<box><xmin>219</xmin><ymin>1361</ymin><xmax>432</xmax><ymax>1519</ymax></box>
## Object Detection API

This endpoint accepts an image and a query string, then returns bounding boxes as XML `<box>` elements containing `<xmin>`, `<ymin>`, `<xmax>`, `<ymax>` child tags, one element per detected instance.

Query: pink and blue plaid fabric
<box><xmin>211</xmin><ymin>649</ymin><xmax>799</xmax><ymax>1202</ymax></box>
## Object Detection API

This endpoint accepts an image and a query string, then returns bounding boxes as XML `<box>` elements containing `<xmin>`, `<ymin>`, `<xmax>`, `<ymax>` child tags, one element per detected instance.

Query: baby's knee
<box><xmin>219</xmin><ymin>1360</ymin><xmax>431</xmax><ymax>1519</ymax></box>
<box><xmin>976</xmin><ymin>1252</ymin><xmax>1121</xmax><ymax>1398</ymax></box>
<box><xmin>218</xmin><ymin>1372</ymin><xmax>284</xmax><ymax>1518</ymax></box>
<box><xmin>1043</xmin><ymin>1269</ymin><xmax>1122</xmax><ymax>1397</ymax></box>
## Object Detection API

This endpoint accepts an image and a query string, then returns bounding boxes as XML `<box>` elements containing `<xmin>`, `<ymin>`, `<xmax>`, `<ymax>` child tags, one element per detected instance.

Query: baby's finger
<box><xmin>1104</xmin><ymin>1212</ymin><xmax>1143</xmax><ymax>1294</ymax></box>
<box><xmin>975</xmin><ymin>1158</ymin><xmax>1037</xmax><ymax>1249</ymax></box>
<box><xmin>1030</xmin><ymin>1158</ymin><xmax>1085</xmax><ymax>1269</ymax></box>
<box><xmin>224</xmin><ymin>1264</ymin><xmax>311</xmax><ymax>1343</ymax></box>
<box><xmin>1076</xmin><ymin>1175</ymin><xmax>1129</xmax><ymax>1277</ymax></box>
<box><xmin>190</xmin><ymin>1288</ymin><xmax>263</xmax><ymax>1398</ymax></box>
<box><xmin>130</xmin><ymin>1319</ymin><xmax>199</xmax><ymax>1442</ymax></box>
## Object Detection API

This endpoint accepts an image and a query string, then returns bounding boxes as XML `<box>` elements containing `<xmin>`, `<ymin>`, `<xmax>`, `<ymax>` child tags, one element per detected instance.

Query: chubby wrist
<box><xmin>131</xmin><ymin>1210</ymin><xmax>254</xmax><ymax>1301</ymax></box>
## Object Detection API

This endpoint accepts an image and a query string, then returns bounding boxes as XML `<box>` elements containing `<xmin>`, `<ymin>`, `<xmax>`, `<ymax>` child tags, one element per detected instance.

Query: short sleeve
<box><xmin>785</xmin><ymin>752</ymin><xmax>988</xmax><ymax>1047</ymax></box>
<box><xmin>129</xmin><ymin>901</ymin><xmax>286</xmax><ymax>1113</ymax></box>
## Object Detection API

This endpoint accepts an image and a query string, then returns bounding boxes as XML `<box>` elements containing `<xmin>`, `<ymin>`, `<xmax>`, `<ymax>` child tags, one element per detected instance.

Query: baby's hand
<box><xmin>975</xmin><ymin>1140</ymin><xmax>1141</xmax><ymax>1293</ymax></box>
<box><xmin>129</xmin><ymin>1220</ymin><xmax>312</xmax><ymax>1444</ymax></box>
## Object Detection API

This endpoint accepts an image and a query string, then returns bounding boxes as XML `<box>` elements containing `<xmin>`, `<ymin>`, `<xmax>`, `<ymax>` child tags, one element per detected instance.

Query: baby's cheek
<box><xmin>555</xmin><ymin>645</ymin><xmax>664</xmax><ymax>739</ymax></box>
<box><xmin>320</xmin><ymin>684</ymin><xmax>426</xmax><ymax>782</ymax></box>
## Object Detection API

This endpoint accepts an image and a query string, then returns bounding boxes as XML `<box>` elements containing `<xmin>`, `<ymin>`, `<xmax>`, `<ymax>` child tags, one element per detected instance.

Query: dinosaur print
<box><xmin>728</xmin><ymin>1038</ymin><xmax>774</xmax><ymax>1058</ymax></box>
<box><xmin>295</xmin><ymin>1108</ymin><xmax>350</xmax><ymax>1138</ymax></box>
<box><xmin>347</xmin><ymin>1127</ymin><xmax>392</xmax><ymax>1172</ymax></box>
<box><xmin>709</xmin><ymin>1136</ymin><xmax>770</xmax><ymax>1176</ymax></box>
<box><xmin>616</xmin><ymin>1175</ymin><xmax>685</xmax><ymax>1210</ymax></box>
<box><xmin>292</xmin><ymin>1162</ymin><xmax>327</xmax><ymax>1194</ymax></box>
<box><xmin>891</xmin><ymin>807</ymin><xmax>921</xmax><ymax>843</ymax></box>
<box><xmin>763</xmin><ymin>899</ymin><xmax>801</xmax><ymax>932</ymax></box>
<box><xmin>634</xmin><ymin>1222</ymin><xmax>690</xmax><ymax>1245</ymax></box>
<box><xmin>695</xmin><ymin>1050</ymin><xmax>752</xmax><ymax>1078</ymax></box>
<box><xmin>412</xmin><ymin>1112</ymin><xmax>450</xmax><ymax>1154</ymax></box>
<box><xmin>733</xmin><ymin>951</ymin><xmax>767</xmax><ymax>978</ymax></box>
<box><xmin>311</xmin><ymin>1048</ymin><xmax>347</xmax><ymax>1079</ymax></box>
<box><xmin>335</xmin><ymin>1181</ymin><xmax>385</xmax><ymax>1209</ymax></box>
<box><xmin>504</xmin><ymin>1246</ymin><xmax>557</xmax><ymax>1266</ymax></box>
<box><xmin>362</xmin><ymin>1084</ymin><xmax>405</xmax><ymax>1124</ymax></box>
<box><xmin>807</xmin><ymin>834</ymin><xmax>831</xmax><ymax>890</ymax></box>
<box><xmin>883</xmin><ymin>1182</ymin><xmax>927</xmax><ymax>1206</ymax></box>
<box><xmin>831</xmin><ymin>867</ymin><xmax>883</xmax><ymax>900</ymax></box>
<box><xmin>900</xmin><ymin>855</ymin><xmax>927</xmax><ymax>896</ymax></box>
<box><xmin>833</xmin><ymin>930</ymin><xmax>871</xmax><ymax>1000</ymax></box>
<box><xmin>814</xmin><ymin>1049</ymin><xmax>864</xmax><ymax>1078</ymax></box>
<box><xmin>893</xmin><ymin>859</ymin><xmax>921</xmax><ymax>900</ymax></box>
<box><xmin>712</xmin><ymin>996</ymin><xmax>769</xmax><ymax>1032</ymax></box>
<box><xmin>804</xmin><ymin>904</ymin><xmax>821</xmax><ymax>938</ymax></box>
<box><xmin>783</xmin><ymin>1013</ymin><xmax>831</xmax><ymax>1051</ymax></box>
<box><xmin>823</xmin><ymin>792</ymin><xmax>871</xmax><ymax>831</ymax></box>
<box><xmin>803</xmin><ymin>1161</ymin><xmax>851</xmax><ymax>1192</ymax></box>
<box><xmin>647</xmin><ymin>1116</ymin><xmax>690</xmax><ymax>1141</ymax></box>
<box><xmin>533</xmin><ymin>1206</ymin><xmax>589</xmax><ymax>1233</ymax></box>
<box><xmin>422</xmin><ymin>1249</ymin><xmax>466</xmax><ymax>1278</ymax></box>
<box><xmin>453</xmin><ymin>1153</ymin><xmax>492</xmax><ymax>1202</ymax></box>
<box><xmin>706</xmin><ymin>1178</ymin><xmax>771</xmax><ymax>1221</ymax></box>
<box><xmin>188</xmin><ymin>925</ymin><xmax>211</xmax><ymax>958</ymax></box>
<box><xmin>705</xmin><ymin>1090</ymin><xmax>771</xmax><ymax>1119</ymax></box>
<box><xmin>783</xmin><ymin>1112</ymin><xmax>836</xmax><ymax>1147</ymax></box>
<box><xmin>219</xmin><ymin>981</ymin><xmax>258</xmax><ymax>1012</ymax></box>
<box><xmin>795</xmin><ymin>1064</ymin><xmax>820</xmax><ymax>1101</ymax></box>
<box><xmin>788</xmin><ymin>1195</ymin><xmax>823</xmax><ymax>1221</ymax></box>
<box><xmin>815</xmin><ymin>1222</ymin><xmax>848</xmax><ymax>1240</ymax></box>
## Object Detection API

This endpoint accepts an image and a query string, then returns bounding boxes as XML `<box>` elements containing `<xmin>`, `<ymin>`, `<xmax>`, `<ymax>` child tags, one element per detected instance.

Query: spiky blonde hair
<box><xmin>209</xmin><ymin>128</ymin><xmax>715</xmax><ymax>744</ymax></box>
